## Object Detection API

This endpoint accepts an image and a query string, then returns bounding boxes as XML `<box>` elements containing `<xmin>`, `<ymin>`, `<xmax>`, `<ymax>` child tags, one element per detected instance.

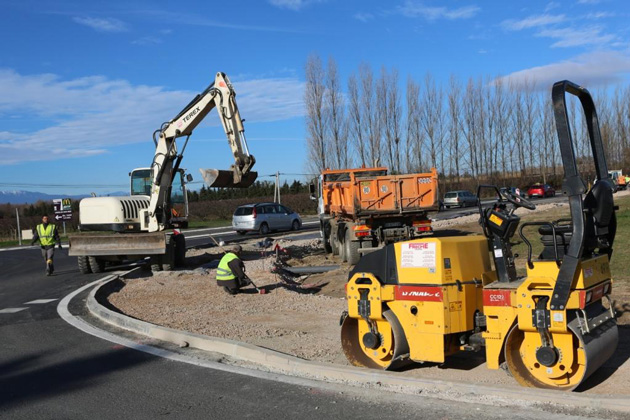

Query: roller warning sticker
<box><xmin>400</xmin><ymin>242</ymin><xmax>436</xmax><ymax>269</ymax></box>
<box><xmin>395</xmin><ymin>286</ymin><xmax>443</xmax><ymax>302</ymax></box>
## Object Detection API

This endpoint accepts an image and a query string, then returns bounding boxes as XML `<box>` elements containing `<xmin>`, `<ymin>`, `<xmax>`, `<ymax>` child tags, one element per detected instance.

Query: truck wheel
<box><xmin>150</xmin><ymin>255</ymin><xmax>163</xmax><ymax>272</ymax></box>
<box><xmin>78</xmin><ymin>256</ymin><xmax>92</xmax><ymax>274</ymax></box>
<box><xmin>162</xmin><ymin>236</ymin><xmax>176</xmax><ymax>271</ymax></box>
<box><xmin>345</xmin><ymin>231</ymin><xmax>361</xmax><ymax>265</ymax></box>
<box><xmin>331</xmin><ymin>232</ymin><xmax>340</xmax><ymax>256</ymax></box>
<box><xmin>174</xmin><ymin>234</ymin><xmax>186</xmax><ymax>267</ymax></box>
<box><xmin>88</xmin><ymin>256</ymin><xmax>106</xmax><ymax>273</ymax></box>
<box><xmin>322</xmin><ymin>227</ymin><xmax>333</xmax><ymax>254</ymax></box>
<box><xmin>339</xmin><ymin>231</ymin><xmax>348</xmax><ymax>263</ymax></box>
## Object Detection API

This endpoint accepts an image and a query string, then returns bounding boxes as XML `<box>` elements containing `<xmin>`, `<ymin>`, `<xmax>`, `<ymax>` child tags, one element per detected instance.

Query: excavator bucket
<box><xmin>199</xmin><ymin>169</ymin><xmax>258</xmax><ymax>188</ymax></box>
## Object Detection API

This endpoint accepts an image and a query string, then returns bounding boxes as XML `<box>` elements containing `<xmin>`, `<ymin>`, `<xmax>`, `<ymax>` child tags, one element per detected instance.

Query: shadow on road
<box><xmin>0</xmin><ymin>347</ymin><xmax>153</xmax><ymax>409</ymax></box>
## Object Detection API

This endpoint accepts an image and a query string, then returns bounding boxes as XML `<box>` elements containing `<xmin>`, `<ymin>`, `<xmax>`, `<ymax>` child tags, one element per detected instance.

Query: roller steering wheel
<box><xmin>504</xmin><ymin>191</ymin><xmax>536</xmax><ymax>210</ymax></box>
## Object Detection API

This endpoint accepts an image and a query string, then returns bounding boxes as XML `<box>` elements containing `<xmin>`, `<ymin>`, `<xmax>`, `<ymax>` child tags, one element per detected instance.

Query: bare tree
<box><xmin>406</xmin><ymin>75</ymin><xmax>423</xmax><ymax>172</ymax></box>
<box><xmin>326</xmin><ymin>57</ymin><xmax>349</xmax><ymax>169</ymax></box>
<box><xmin>419</xmin><ymin>73</ymin><xmax>444</xmax><ymax>171</ymax></box>
<box><xmin>447</xmin><ymin>75</ymin><xmax>462</xmax><ymax>184</ymax></box>
<box><xmin>304</xmin><ymin>54</ymin><xmax>328</xmax><ymax>173</ymax></box>
<box><xmin>347</xmin><ymin>74</ymin><xmax>366</xmax><ymax>167</ymax></box>
<box><xmin>360</xmin><ymin>63</ymin><xmax>382</xmax><ymax>166</ymax></box>
<box><xmin>379</xmin><ymin>67</ymin><xmax>402</xmax><ymax>172</ymax></box>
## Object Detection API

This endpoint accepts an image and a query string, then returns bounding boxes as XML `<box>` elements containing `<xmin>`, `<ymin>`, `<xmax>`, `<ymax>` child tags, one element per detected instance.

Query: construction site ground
<box><xmin>107</xmin><ymin>194</ymin><xmax>630</xmax><ymax>396</ymax></box>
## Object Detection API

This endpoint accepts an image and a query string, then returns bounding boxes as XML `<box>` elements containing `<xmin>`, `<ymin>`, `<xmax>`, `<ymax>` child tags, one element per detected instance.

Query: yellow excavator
<box><xmin>340</xmin><ymin>80</ymin><xmax>619</xmax><ymax>390</ymax></box>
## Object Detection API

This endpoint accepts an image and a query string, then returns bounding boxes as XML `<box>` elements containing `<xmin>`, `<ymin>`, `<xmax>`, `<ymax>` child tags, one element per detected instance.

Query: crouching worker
<box><xmin>216</xmin><ymin>245</ymin><xmax>250</xmax><ymax>295</ymax></box>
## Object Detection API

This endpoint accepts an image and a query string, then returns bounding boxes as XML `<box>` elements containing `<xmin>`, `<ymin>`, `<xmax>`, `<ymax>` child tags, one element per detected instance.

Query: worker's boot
<box><xmin>46</xmin><ymin>259</ymin><xmax>54</xmax><ymax>276</ymax></box>
<box><xmin>223</xmin><ymin>286</ymin><xmax>238</xmax><ymax>295</ymax></box>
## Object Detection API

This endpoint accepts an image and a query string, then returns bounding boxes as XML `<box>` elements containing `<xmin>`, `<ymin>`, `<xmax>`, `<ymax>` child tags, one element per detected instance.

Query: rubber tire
<box><xmin>78</xmin><ymin>256</ymin><xmax>92</xmax><ymax>274</ymax></box>
<box><xmin>292</xmin><ymin>219</ymin><xmax>300</xmax><ymax>231</ymax></box>
<box><xmin>162</xmin><ymin>236</ymin><xmax>176</xmax><ymax>271</ymax></box>
<box><xmin>174</xmin><ymin>234</ymin><xmax>186</xmax><ymax>267</ymax></box>
<box><xmin>339</xmin><ymin>230</ymin><xmax>348</xmax><ymax>263</ymax></box>
<box><xmin>259</xmin><ymin>223</ymin><xmax>270</xmax><ymax>235</ymax></box>
<box><xmin>88</xmin><ymin>256</ymin><xmax>105</xmax><ymax>273</ymax></box>
<box><xmin>345</xmin><ymin>229</ymin><xmax>361</xmax><ymax>265</ymax></box>
<box><xmin>322</xmin><ymin>226</ymin><xmax>333</xmax><ymax>254</ymax></box>
<box><xmin>150</xmin><ymin>255</ymin><xmax>163</xmax><ymax>272</ymax></box>
<box><xmin>331</xmin><ymin>231</ymin><xmax>340</xmax><ymax>256</ymax></box>
<box><xmin>236</xmin><ymin>230</ymin><xmax>246</xmax><ymax>235</ymax></box>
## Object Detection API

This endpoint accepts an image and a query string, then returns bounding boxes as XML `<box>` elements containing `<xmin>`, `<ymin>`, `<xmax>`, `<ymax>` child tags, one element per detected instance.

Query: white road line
<box><xmin>56</xmin><ymin>273</ymin><xmax>345</xmax><ymax>391</ymax></box>
<box><xmin>0</xmin><ymin>307</ymin><xmax>28</xmax><ymax>314</ymax></box>
<box><xmin>25</xmin><ymin>299</ymin><xmax>58</xmax><ymax>304</ymax></box>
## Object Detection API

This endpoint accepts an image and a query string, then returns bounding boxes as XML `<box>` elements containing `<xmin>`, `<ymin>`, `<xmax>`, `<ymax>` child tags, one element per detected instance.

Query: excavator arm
<box><xmin>146</xmin><ymin>72</ymin><xmax>257</xmax><ymax>232</ymax></box>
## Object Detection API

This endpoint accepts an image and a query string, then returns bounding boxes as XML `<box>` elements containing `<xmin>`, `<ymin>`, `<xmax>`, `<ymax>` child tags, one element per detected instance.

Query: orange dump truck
<box><xmin>311</xmin><ymin>167</ymin><xmax>439</xmax><ymax>264</ymax></box>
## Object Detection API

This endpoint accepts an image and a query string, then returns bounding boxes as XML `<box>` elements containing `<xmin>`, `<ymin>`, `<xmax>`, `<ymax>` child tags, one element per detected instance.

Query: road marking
<box><xmin>57</xmin><ymin>273</ymin><xmax>353</xmax><ymax>396</ymax></box>
<box><xmin>0</xmin><ymin>307</ymin><xmax>28</xmax><ymax>313</ymax></box>
<box><xmin>25</xmin><ymin>299</ymin><xmax>58</xmax><ymax>304</ymax></box>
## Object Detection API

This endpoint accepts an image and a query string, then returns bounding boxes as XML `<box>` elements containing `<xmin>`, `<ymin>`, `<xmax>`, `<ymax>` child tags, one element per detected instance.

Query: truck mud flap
<box><xmin>69</xmin><ymin>233</ymin><xmax>167</xmax><ymax>256</ymax></box>
<box><xmin>199</xmin><ymin>169</ymin><xmax>258</xmax><ymax>188</ymax></box>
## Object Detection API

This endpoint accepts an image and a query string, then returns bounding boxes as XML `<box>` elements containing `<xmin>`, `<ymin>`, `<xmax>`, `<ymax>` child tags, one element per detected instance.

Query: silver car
<box><xmin>232</xmin><ymin>203</ymin><xmax>302</xmax><ymax>235</ymax></box>
<box><xmin>443</xmin><ymin>190</ymin><xmax>478</xmax><ymax>208</ymax></box>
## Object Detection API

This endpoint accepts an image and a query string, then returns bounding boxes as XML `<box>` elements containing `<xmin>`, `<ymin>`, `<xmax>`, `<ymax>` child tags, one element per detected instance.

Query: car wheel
<box><xmin>292</xmin><ymin>219</ymin><xmax>301</xmax><ymax>231</ymax></box>
<box><xmin>259</xmin><ymin>223</ymin><xmax>270</xmax><ymax>235</ymax></box>
<box><xmin>236</xmin><ymin>230</ymin><xmax>246</xmax><ymax>235</ymax></box>
<box><xmin>445</xmin><ymin>205</ymin><xmax>450</xmax><ymax>209</ymax></box>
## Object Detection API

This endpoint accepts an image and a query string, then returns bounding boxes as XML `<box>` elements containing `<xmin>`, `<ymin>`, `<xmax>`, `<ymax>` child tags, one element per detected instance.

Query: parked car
<box><xmin>443</xmin><ymin>190</ymin><xmax>478</xmax><ymax>208</ymax></box>
<box><xmin>526</xmin><ymin>183</ymin><xmax>555</xmax><ymax>198</ymax></box>
<box><xmin>232</xmin><ymin>203</ymin><xmax>302</xmax><ymax>235</ymax></box>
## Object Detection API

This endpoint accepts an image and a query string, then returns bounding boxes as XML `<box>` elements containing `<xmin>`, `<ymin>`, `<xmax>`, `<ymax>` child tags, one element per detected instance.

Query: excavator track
<box><xmin>341</xmin><ymin>310</ymin><xmax>412</xmax><ymax>371</ymax></box>
<box><xmin>504</xmin><ymin>316</ymin><xmax>618</xmax><ymax>390</ymax></box>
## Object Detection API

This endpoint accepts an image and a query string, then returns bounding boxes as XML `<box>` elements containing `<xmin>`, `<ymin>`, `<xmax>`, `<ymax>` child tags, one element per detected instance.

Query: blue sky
<box><xmin>1</xmin><ymin>0</ymin><xmax>629</xmax><ymax>195</ymax></box>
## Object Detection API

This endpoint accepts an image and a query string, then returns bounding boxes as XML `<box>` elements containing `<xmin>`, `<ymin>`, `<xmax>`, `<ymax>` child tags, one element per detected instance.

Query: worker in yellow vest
<box><xmin>31</xmin><ymin>215</ymin><xmax>62</xmax><ymax>276</ymax></box>
<box><xmin>216</xmin><ymin>245</ymin><xmax>251</xmax><ymax>295</ymax></box>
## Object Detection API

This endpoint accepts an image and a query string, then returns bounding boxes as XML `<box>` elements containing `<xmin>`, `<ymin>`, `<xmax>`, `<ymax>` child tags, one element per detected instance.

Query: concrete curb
<box><xmin>88</xmin><ymin>276</ymin><xmax>630</xmax><ymax>415</ymax></box>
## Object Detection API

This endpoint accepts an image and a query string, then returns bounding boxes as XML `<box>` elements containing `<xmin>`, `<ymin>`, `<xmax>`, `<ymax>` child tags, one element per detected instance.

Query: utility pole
<box><xmin>273</xmin><ymin>171</ymin><xmax>282</xmax><ymax>204</ymax></box>
<box><xmin>15</xmin><ymin>208</ymin><xmax>21</xmax><ymax>246</ymax></box>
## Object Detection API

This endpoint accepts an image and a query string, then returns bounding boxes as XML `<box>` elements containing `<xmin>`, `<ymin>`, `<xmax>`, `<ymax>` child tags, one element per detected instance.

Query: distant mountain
<box><xmin>0</xmin><ymin>190</ymin><xmax>129</xmax><ymax>204</ymax></box>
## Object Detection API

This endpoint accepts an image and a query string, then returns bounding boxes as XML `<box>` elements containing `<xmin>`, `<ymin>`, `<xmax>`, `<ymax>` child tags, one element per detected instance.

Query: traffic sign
<box><xmin>54</xmin><ymin>212</ymin><xmax>72</xmax><ymax>221</ymax></box>
<box><xmin>53</xmin><ymin>198</ymin><xmax>73</xmax><ymax>221</ymax></box>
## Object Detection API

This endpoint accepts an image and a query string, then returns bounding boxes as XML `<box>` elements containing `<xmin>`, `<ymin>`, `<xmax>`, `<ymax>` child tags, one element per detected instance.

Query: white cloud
<box><xmin>0</xmin><ymin>70</ymin><xmax>304</xmax><ymax>165</ymax></box>
<box><xmin>494</xmin><ymin>51</ymin><xmax>630</xmax><ymax>90</ymax></box>
<box><xmin>72</xmin><ymin>17</ymin><xmax>128</xmax><ymax>33</ymax></box>
<box><xmin>501</xmin><ymin>14</ymin><xmax>566</xmax><ymax>31</ymax></box>
<box><xmin>397</xmin><ymin>2</ymin><xmax>480</xmax><ymax>20</ymax></box>
<box><xmin>545</xmin><ymin>2</ymin><xmax>560</xmax><ymax>12</ymax></box>
<box><xmin>585</xmin><ymin>11</ymin><xmax>616</xmax><ymax>19</ymax></box>
<box><xmin>132</xmin><ymin>36</ymin><xmax>162</xmax><ymax>46</ymax></box>
<box><xmin>536</xmin><ymin>26</ymin><xmax>615</xmax><ymax>48</ymax></box>
<box><xmin>268</xmin><ymin>0</ymin><xmax>321</xmax><ymax>11</ymax></box>
<box><xmin>354</xmin><ymin>12</ymin><xmax>374</xmax><ymax>23</ymax></box>
<box><xmin>578</xmin><ymin>0</ymin><xmax>602</xmax><ymax>4</ymax></box>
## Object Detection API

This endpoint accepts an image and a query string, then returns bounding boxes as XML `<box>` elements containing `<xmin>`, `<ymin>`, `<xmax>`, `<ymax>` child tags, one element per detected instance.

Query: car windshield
<box><xmin>234</xmin><ymin>207</ymin><xmax>253</xmax><ymax>216</ymax></box>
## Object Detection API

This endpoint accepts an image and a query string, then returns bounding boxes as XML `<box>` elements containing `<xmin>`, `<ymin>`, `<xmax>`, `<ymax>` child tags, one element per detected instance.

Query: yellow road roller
<box><xmin>340</xmin><ymin>80</ymin><xmax>619</xmax><ymax>390</ymax></box>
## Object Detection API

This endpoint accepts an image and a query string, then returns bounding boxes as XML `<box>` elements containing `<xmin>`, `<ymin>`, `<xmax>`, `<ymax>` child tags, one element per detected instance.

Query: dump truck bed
<box><xmin>322</xmin><ymin>168</ymin><xmax>439</xmax><ymax>217</ymax></box>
